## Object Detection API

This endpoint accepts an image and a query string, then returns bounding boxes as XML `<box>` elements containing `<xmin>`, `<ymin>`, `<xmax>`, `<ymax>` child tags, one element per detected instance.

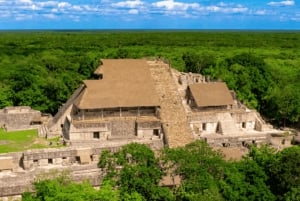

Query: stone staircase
<box><xmin>47</xmin><ymin>85</ymin><xmax>85</xmax><ymax>134</ymax></box>
<box><xmin>217</xmin><ymin>113</ymin><xmax>242</xmax><ymax>135</ymax></box>
<box><xmin>253</xmin><ymin>111</ymin><xmax>274</xmax><ymax>131</ymax></box>
<box><xmin>148</xmin><ymin>60</ymin><xmax>193</xmax><ymax>148</ymax></box>
<box><xmin>38</xmin><ymin>124</ymin><xmax>49</xmax><ymax>138</ymax></box>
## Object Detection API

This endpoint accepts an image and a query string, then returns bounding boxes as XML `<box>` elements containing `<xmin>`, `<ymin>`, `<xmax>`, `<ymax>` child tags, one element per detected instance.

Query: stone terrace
<box><xmin>148</xmin><ymin>60</ymin><xmax>193</xmax><ymax>148</ymax></box>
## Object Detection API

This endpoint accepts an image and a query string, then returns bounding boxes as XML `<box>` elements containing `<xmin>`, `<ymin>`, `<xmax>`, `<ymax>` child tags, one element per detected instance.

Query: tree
<box><xmin>99</xmin><ymin>143</ymin><xmax>174</xmax><ymax>201</ymax></box>
<box><xmin>182</xmin><ymin>52</ymin><xmax>216</xmax><ymax>74</ymax></box>
<box><xmin>265</xmin><ymin>84</ymin><xmax>300</xmax><ymax>126</ymax></box>
<box><xmin>0</xmin><ymin>84</ymin><xmax>13</xmax><ymax>108</ymax></box>
<box><xmin>22</xmin><ymin>172</ymin><xmax>120</xmax><ymax>201</ymax></box>
<box><xmin>219</xmin><ymin>159</ymin><xmax>275</xmax><ymax>201</ymax></box>
<box><xmin>162</xmin><ymin>140</ymin><xmax>225</xmax><ymax>200</ymax></box>
<box><xmin>268</xmin><ymin>146</ymin><xmax>300</xmax><ymax>200</ymax></box>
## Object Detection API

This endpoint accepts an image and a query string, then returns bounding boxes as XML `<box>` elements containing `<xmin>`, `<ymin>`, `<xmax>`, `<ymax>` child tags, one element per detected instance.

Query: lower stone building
<box><xmin>0</xmin><ymin>106</ymin><xmax>48</xmax><ymax>131</ymax></box>
<box><xmin>175</xmin><ymin>71</ymin><xmax>275</xmax><ymax>146</ymax></box>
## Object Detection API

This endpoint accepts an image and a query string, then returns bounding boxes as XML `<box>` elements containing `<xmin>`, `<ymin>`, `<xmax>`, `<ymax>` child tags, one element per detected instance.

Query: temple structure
<box><xmin>175</xmin><ymin>71</ymin><xmax>274</xmax><ymax>146</ymax></box>
<box><xmin>50</xmin><ymin>59</ymin><xmax>163</xmax><ymax>146</ymax></box>
<box><xmin>44</xmin><ymin>58</ymin><xmax>278</xmax><ymax>147</ymax></box>
<box><xmin>0</xmin><ymin>59</ymin><xmax>283</xmax><ymax>199</ymax></box>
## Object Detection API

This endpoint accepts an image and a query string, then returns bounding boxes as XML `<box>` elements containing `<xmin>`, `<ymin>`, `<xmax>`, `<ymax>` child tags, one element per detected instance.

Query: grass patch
<box><xmin>0</xmin><ymin>129</ymin><xmax>63</xmax><ymax>154</ymax></box>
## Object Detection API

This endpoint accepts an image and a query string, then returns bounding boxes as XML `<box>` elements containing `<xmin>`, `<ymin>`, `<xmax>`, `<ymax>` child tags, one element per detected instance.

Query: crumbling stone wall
<box><xmin>231</xmin><ymin>111</ymin><xmax>258</xmax><ymax>130</ymax></box>
<box><xmin>204</xmin><ymin>133</ymin><xmax>271</xmax><ymax>147</ymax></box>
<box><xmin>0</xmin><ymin>106</ymin><xmax>42</xmax><ymax>131</ymax></box>
<box><xmin>189</xmin><ymin>112</ymin><xmax>221</xmax><ymax>135</ymax></box>
<box><xmin>0</xmin><ymin>152</ymin><xmax>23</xmax><ymax>172</ymax></box>
<box><xmin>67</xmin><ymin>121</ymin><xmax>111</xmax><ymax>141</ymax></box>
<box><xmin>137</xmin><ymin>121</ymin><xmax>162</xmax><ymax>139</ymax></box>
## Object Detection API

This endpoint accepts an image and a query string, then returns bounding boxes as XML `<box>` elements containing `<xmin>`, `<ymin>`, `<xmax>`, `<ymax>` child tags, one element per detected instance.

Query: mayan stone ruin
<box><xmin>0</xmin><ymin>59</ymin><xmax>281</xmax><ymax>199</ymax></box>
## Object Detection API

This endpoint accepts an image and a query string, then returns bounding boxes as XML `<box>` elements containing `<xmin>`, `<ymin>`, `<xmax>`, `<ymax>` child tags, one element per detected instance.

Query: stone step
<box><xmin>217</xmin><ymin>113</ymin><xmax>241</xmax><ymax>135</ymax></box>
<box><xmin>148</xmin><ymin>61</ymin><xmax>193</xmax><ymax>148</ymax></box>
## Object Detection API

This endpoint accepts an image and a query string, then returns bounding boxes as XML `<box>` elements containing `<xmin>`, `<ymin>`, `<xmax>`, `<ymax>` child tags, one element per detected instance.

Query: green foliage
<box><xmin>162</xmin><ymin>141</ymin><xmax>225</xmax><ymax>199</ymax></box>
<box><xmin>182</xmin><ymin>51</ymin><xmax>216</xmax><ymax>74</ymax></box>
<box><xmin>219</xmin><ymin>159</ymin><xmax>275</xmax><ymax>201</ymax></box>
<box><xmin>268</xmin><ymin>146</ymin><xmax>300</xmax><ymax>200</ymax></box>
<box><xmin>247</xmin><ymin>145</ymin><xmax>276</xmax><ymax>173</ymax></box>
<box><xmin>283</xmin><ymin>187</ymin><xmax>300</xmax><ymax>201</ymax></box>
<box><xmin>22</xmin><ymin>173</ymin><xmax>120</xmax><ymax>201</ymax></box>
<box><xmin>99</xmin><ymin>143</ymin><xmax>174</xmax><ymax>201</ymax></box>
<box><xmin>247</xmin><ymin>145</ymin><xmax>300</xmax><ymax>201</ymax></box>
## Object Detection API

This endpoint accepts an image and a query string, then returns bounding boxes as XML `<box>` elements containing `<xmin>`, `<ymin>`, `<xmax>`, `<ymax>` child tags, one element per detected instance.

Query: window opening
<box><xmin>93</xmin><ymin>132</ymin><xmax>100</xmax><ymax>139</ymax></box>
<box><xmin>153</xmin><ymin>129</ymin><xmax>159</xmax><ymax>136</ymax></box>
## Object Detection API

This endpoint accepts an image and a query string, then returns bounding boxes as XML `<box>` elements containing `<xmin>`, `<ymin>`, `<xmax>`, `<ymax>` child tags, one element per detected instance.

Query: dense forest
<box><xmin>23</xmin><ymin>141</ymin><xmax>300</xmax><ymax>201</ymax></box>
<box><xmin>0</xmin><ymin>31</ymin><xmax>299</xmax><ymax>126</ymax></box>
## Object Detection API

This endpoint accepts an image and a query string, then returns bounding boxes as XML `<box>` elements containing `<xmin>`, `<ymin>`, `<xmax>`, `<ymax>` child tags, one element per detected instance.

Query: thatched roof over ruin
<box><xmin>75</xmin><ymin>59</ymin><xmax>160</xmax><ymax>109</ymax></box>
<box><xmin>189</xmin><ymin>82</ymin><xmax>234</xmax><ymax>107</ymax></box>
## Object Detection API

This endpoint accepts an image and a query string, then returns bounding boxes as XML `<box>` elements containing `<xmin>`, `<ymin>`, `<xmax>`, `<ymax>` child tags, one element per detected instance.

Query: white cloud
<box><xmin>18</xmin><ymin>0</ymin><xmax>32</xmax><ymax>4</ymax></box>
<box><xmin>152</xmin><ymin>0</ymin><xmax>199</xmax><ymax>11</ymax></box>
<box><xmin>267</xmin><ymin>0</ymin><xmax>295</xmax><ymax>6</ymax></box>
<box><xmin>254</xmin><ymin>9</ymin><xmax>268</xmax><ymax>15</ymax></box>
<box><xmin>36</xmin><ymin>1</ymin><xmax>58</xmax><ymax>7</ymax></box>
<box><xmin>15</xmin><ymin>13</ymin><xmax>33</xmax><ymax>21</ymax></box>
<box><xmin>112</xmin><ymin>0</ymin><xmax>144</xmax><ymax>8</ymax></box>
<box><xmin>200</xmin><ymin>3</ymin><xmax>248</xmax><ymax>14</ymax></box>
<box><xmin>151</xmin><ymin>0</ymin><xmax>248</xmax><ymax>16</ymax></box>
<box><xmin>43</xmin><ymin>13</ymin><xmax>57</xmax><ymax>19</ymax></box>
<box><xmin>1</xmin><ymin>0</ymin><xmax>294</xmax><ymax>25</ymax></box>
<box><xmin>128</xmin><ymin>9</ymin><xmax>138</xmax><ymax>14</ymax></box>
<box><xmin>72</xmin><ymin>5</ymin><xmax>83</xmax><ymax>11</ymax></box>
<box><xmin>58</xmin><ymin>2</ymin><xmax>71</xmax><ymax>8</ymax></box>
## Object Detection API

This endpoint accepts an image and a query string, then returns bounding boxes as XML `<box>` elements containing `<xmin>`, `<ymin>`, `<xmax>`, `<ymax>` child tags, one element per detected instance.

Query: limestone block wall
<box><xmin>64</xmin><ymin>117</ymin><xmax>163</xmax><ymax>144</ymax></box>
<box><xmin>178</xmin><ymin>73</ymin><xmax>206</xmax><ymax>88</ymax></box>
<box><xmin>21</xmin><ymin>146</ymin><xmax>115</xmax><ymax>170</ymax></box>
<box><xmin>137</xmin><ymin>121</ymin><xmax>162</xmax><ymax>139</ymax></box>
<box><xmin>68</xmin><ymin>122</ymin><xmax>111</xmax><ymax>141</ymax></box>
<box><xmin>22</xmin><ymin>148</ymin><xmax>77</xmax><ymax>170</ymax></box>
<box><xmin>1</xmin><ymin>139</ymin><xmax>163</xmax><ymax>172</ymax></box>
<box><xmin>205</xmin><ymin>133</ymin><xmax>271</xmax><ymax>147</ymax></box>
<box><xmin>190</xmin><ymin>121</ymin><xmax>218</xmax><ymax>135</ymax></box>
<box><xmin>189</xmin><ymin>113</ymin><xmax>219</xmax><ymax>135</ymax></box>
<box><xmin>110</xmin><ymin>120</ymin><xmax>135</xmax><ymax>137</ymax></box>
<box><xmin>0</xmin><ymin>152</ymin><xmax>23</xmax><ymax>172</ymax></box>
<box><xmin>189</xmin><ymin>112</ymin><xmax>218</xmax><ymax>122</ymax></box>
<box><xmin>0</xmin><ymin>106</ymin><xmax>42</xmax><ymax>131</ymax></box>
<box><xmin>68</xmin><ymin>131</ymin><xmax>111</xmax><ymax>142</ymax></box>
<box><xmin>231</xmin><ymin>112</ymin><xmax>257</xmax><ymax>131</ymax></box>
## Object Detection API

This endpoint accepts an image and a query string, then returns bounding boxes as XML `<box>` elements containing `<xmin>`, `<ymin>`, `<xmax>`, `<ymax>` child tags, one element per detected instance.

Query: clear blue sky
<box><xmin>0</xmin><ymin>0</ymin><xmax>299</xmax><ymax>30</ymax></box>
